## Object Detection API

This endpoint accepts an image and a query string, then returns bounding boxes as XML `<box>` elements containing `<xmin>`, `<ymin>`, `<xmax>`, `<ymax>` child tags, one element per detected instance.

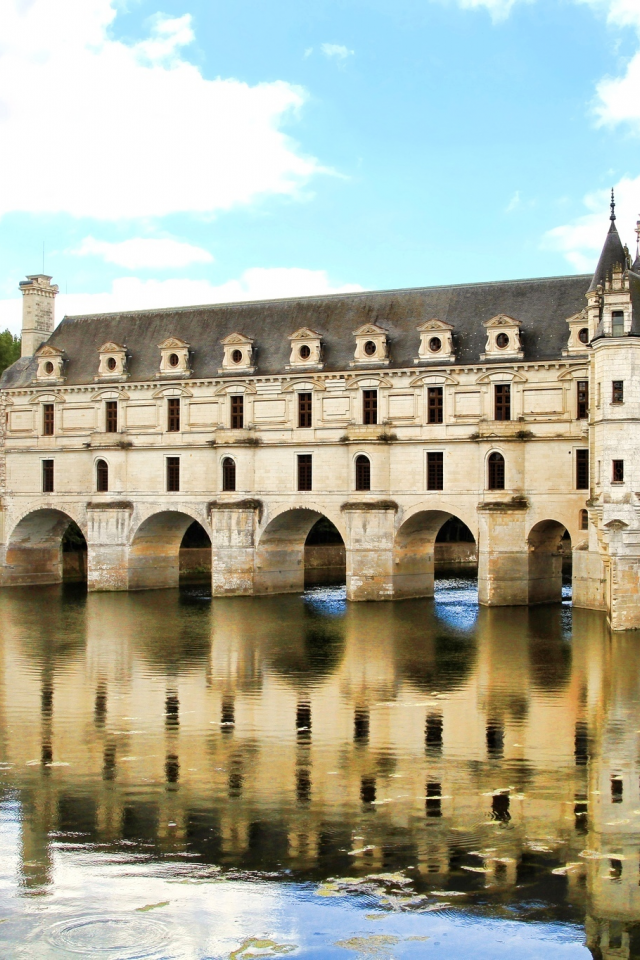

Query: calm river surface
<box><xmin>0</xmin><ymin>577</ymin><xmax>637</xmax><ymax>958</ymax></box>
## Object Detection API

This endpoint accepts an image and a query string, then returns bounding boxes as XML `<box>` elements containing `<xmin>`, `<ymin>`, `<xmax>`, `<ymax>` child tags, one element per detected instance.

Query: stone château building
<box><xmin>1</xmin><ymin>199</ymin><xmax>639</xmax><ymax>629</ymax></box>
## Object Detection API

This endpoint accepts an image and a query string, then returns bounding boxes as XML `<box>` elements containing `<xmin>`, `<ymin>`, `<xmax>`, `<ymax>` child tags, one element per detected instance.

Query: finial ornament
<box><xmin>610</xmin><ymin>188</ymin><xmax>616</xmax><ymax>221</ymax></box>
<box><xmin>636</xmin><ymin>215</ymin><xmax>640</xmax><ymax>258</ymax></box>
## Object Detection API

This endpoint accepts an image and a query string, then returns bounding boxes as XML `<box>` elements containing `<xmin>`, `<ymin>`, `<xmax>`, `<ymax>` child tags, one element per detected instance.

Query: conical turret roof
<box><xmin>588</xmin><ymin>192</ymin><xmax>627</xmax><ymax>292</ymax></box>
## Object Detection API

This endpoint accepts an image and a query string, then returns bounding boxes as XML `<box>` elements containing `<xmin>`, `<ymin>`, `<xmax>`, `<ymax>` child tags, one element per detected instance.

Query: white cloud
<box><xmin>544</xmin><ymin>175</ymin><xmax>640</xmax><ymax>272</ymax></box>
<box><xmin>0</xmin><ymin>268</ymin><xmax>364</xmax><ymax>336</ymax></box>
<box><xmin>506</xmin><ymin>191</ymin><xmax>521</xmax><ymax>212</ymax></box>
<box><xmin>594</xmin><ymin>51</ymin><xmax>640</xmax><ymax>128</ymax></box>
<box><xmin>73</xmin><ymin>236</ymin><xmax>214</xmax><ymax>269</ymax></box>
<box><xmin>321</xmin><ymin>43</ymin><xmax>355</xmax><ymax>60</ymax></box>
<box><xmin>0</xmin><ymin>0</ymin><xmax>325</xmax><ymax>220</ymax></box>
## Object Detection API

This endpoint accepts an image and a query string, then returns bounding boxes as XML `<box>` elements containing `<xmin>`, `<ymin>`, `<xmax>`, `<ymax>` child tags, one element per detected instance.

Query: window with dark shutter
<box><xmin>427</xmin><ymin>387</ymin><xmax>443</xmax><ymax>424</ymax></box>
<box><xmin>231</xmin><ymin>395</ymin><xmax>244</xmax><ymax>429</ymax></box>
<box><xmin>96</xmin><ymin>459</ymin><xmax>109</xmax><ymax>492</ymax></box>
<box><xmin>355</xmin><ymin>455</ymin><xmax>370</xmax><ymax>491</ymax></box>
<box><xmin>363</xmin><ymin>390</ymin><xmax>377</xmax><ymax>425</ymax></box>
<box><xmin>42</xmin><ymin>459</ymin><xmax>54</xmax><ymax>493</ymax></box>
<box><xmin>167</xmin><ymin>457</ymin><xmax>180</xmax><ymax>491</ymax></box>
<box><xmin>105</xmin><ymin>400</ymin><xmax>118</xmax><ymax>433</ymax></box>
<box><xmin>580</xmin><ymin>509</ymin><xmax>588</xmax><ymax>531</ymax></box>
<box><xmin>43</xmin><ymin>404</ymin><xmax>54</xmax><ymax>436</ymax></box>
<box><xmin>494</xmin><ymin>384</ymin><xmax>511</xmax><ymax>421</ymax></box>
<box><xmin>222</xmin><ymin>457</ymin><xmax>236</xmax><ymax>492</ymax></box>
<box><xmin>576</xmin><ymin>449</ymin><xmax>589</xmax><ymax>490</ymax></box>
<box><xmin>427</xmin><ymin>451</ymin><xmax>443</xmax><ymax>490</ymax></box>
<box><xmin>577</xmin><ymin>381</ymin><xmax>588</xmax><ymax>419</ymax></box>
<box><xmin>297</xmin><ymin>454</ymin><xmax>312</xmax><ymax>491</ymax></box>
<box><xmin>298</xmin><ymin>392</ymin><xmax>312</xmax><ymax>428</ymax></box>
<box><xmin>488</xmin><ymin>452</ymin><xmax>505</xmax><ymax>490</ymax></box>
<box><xmin>167</xmin><ymin>398</ymin><xmax>180</xmax><ymax>432</ymax></box>
<box><xmin>612</xmin><ymin>381</ymin><xmax>624</xmax><ymax>404</ymax></box>
<box><xmin>612</xmin><ymin>460</ymin><xmax>624</xmax><ymax>483</ymax></box>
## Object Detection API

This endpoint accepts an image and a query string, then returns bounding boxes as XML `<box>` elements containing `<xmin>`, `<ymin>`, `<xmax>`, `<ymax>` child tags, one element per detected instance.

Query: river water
<box><xmin>0</xmin><ymin>576</ymin><xmax>637</xmax><ymax>959</ymax></box>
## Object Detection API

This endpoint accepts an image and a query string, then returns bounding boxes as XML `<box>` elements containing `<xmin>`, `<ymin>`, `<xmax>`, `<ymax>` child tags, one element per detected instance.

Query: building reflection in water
<box><xmin>0</xmin><ymin>584</ymin><xmax>639</xmax><ymax>956</ymax></box>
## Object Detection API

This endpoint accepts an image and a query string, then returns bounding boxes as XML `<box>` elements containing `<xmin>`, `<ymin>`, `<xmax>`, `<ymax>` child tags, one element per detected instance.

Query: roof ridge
<box><xmin>60</xmin><ymin>273</ymin><xmax>591</xmax><ymax>323</ymax></box>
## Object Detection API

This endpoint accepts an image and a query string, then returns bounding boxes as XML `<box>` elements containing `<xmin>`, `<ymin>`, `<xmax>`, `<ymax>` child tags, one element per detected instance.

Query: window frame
<box><xmin>42</xmin><ymin>403</ymin><xmax>54</xmax><ymax>436</ymax></box>
<box><xmin>297</xmin><ymin>453</ymin><xmax>312</xmax><ymax>491</ymax></box>
<box><xmin>355</xmin><ymin>454</ymin><xmax>371</xmax><ymax>491</ymax></box>
<box><xmin>298</xmin><ymin>392</ymin><xmax>312</xmax><ymax>429</ymax></box>
<box><xmin>611</xmin><ymin>310</ymin><xmax>625</xmax><ymax>337</ymax></box>
<box><xmin>426</xmin><ymin>451</ymin><xmax>444</xmax><ymax>491</ymax></box>
<box><xmin>362</xmin><ymin>389</ymin><xmax>378</xmax><ymax>426</ymax></box>
<box><xmin>576</xmin><ymin>380</ymin><xmax>589</xmax><ymax>420</ymax></box>
<box><xmin>167</xmin><ymin>397</ymin><xmax>181</xmax><ymax>433</ymax></box>
<box><xmin>222</xmin><ymin>456</ymin><xmax>236</xmax><ymax>492</ymax></box>
<box><xmin>487</xmin><ymin>451</ymin><xmax>505</xmax><ymax>490</ymax></box>
<box><xmin>427</xmin><ymin>386</ymin><xmax>443</xmax><ymax>424</ymax></box>
<box><xmin>42</xmin><ymin>458</ymin><xmax>54</xmax><ymax>493</ymax></box>
<box><xmin>494</xmin><ymin>384</ymin><xmax>511</xmax><ymax>422</ymax></box>
<box><xmin>105</xmin><ymin>400</ymin><xmax>118</xmax><ymax>433</ymax></box>
<box><xmin>230</xmin><ymin>394</ymin><xmax>244</xmax><ymax>430</ymax></box>
<box><xmin>579</xmin><ymin>509</ymin><xmax>588</xmax><ymax>531</ymax></box>
<box><xmin>576</xmin><ymin>448</ymin><xmax>589</xmax><ymax>490</ymax></box>
<box><xmin>96</xmin><ymin>458</ymin><xmax>109</xmax><ymax>492</ymax></box>
<box><xmin>612</xmin><ymin>459</ymin><xmax>624</xmax><ymax>483</ymax></box>
<box><xmin>612</xmin><ymin>381</ymin><xmax>624</xmax><ymax>405</ymax></box>
<box><xmin>166</xmin><ymin>456</ymin><xmax>180</xmax><ymax>492</ymax></box>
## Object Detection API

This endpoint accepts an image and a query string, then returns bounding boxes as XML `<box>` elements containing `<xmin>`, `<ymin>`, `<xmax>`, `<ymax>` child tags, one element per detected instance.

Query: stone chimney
<box><xmin>19</xmin><ymin>274</ymin><xmax>58</xmax><ymax>357</ymax></box>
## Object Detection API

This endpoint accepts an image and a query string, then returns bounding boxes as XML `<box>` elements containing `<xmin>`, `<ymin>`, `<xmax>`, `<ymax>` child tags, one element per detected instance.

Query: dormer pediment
<box><xmin>353</xmin><ymin>322</ymin><xmax>387</xmax><ymax>337</ymax></box>
<box><xmin>35</xmin><ymin>344</ymin><xmax>64</xmax><ymax>357</ymax></box>
<box><xmin>415</xmin><ymin>318</ymin><xmax>455</xmax><ymax>364</ymax></box>
<box><xmin>158</xmin><ymin>336</ymin><xmax>190</xmax><ymax>350</ymax></box>
<box><xmin>99</xmin><ymin>341</ymin><xmax>126</xmax><ymax>354</ymax></box>
<box><xmin>481</xmin><ymin>314</ymin><xmax>523</xmax><ymax>360</ymax></box>
<box><xmin>289</xmin><ymin>327</ymin><xmax>321</xmax><ymax>341</ymax></box>
<box><xmin>220</xmin><ymin>332</ymin><xmax>255</xmax><ymax>374</ymax></box>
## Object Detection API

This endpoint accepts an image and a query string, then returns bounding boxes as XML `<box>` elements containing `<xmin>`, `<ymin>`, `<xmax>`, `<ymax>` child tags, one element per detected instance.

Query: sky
<box><xmin>0</xmin><ymin>0</ymin><xmax>639</xmax><ymax>334</ymax></box>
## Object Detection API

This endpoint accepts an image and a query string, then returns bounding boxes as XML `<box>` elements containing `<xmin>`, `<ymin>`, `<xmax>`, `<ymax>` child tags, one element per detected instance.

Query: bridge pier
<box><xmin>86</xmin><ymin>502</ymin><xmax>132</xmax><ymax>591</ymax></box>
<box><xmin>343</xmin><ymin>502</ymin><xmax>397</xmax><ymax>601</ymax></box>
<box><xmin>477</xmin><ymin>500</ymin><xmax>529</xmax><ymax>606</ymax></box>
<box><xmin>210</xmin><ymin>500</ymin><xmax>260</xmax><ymax>597</ymax></box>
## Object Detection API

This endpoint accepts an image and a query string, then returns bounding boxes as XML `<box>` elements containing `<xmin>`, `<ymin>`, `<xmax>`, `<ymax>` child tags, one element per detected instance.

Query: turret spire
<box><xmin>610</xmin><ymin>187</ymin><xmax>616</xmax><ymax>222</ymax></box>
<box><xmin>588</xmin><ymin>191</ymin><xmax>627</xmax><ymax>293</ymax></box>
<box><xmin>633</xmin><ymin>215</ymin><xmax>640</xmax><ymax>274</ymax></box>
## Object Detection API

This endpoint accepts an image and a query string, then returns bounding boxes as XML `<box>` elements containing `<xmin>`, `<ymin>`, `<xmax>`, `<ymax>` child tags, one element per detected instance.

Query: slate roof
<box><xmin>0</xmin><ymin>273</ymin><xmax>592</xmax><ymax>389</ymax></box>
<box><xmin>588</xmin><ymin>220</ymin><xmax>627</xmax><ymax>293</ymax></box>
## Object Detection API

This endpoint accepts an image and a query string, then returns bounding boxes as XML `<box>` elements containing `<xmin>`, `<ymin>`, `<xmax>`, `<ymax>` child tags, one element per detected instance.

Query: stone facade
<box><xmin>1</xmin><ymin>206</ymin><xmax>640</xmax><ymax>629</ymax></box>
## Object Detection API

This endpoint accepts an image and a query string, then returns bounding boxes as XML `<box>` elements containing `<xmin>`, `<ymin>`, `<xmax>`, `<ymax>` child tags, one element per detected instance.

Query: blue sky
<box><xmin>0</xmin><ymin>0</ymin><xmax>639</xmax><ymax>332</ymax></box>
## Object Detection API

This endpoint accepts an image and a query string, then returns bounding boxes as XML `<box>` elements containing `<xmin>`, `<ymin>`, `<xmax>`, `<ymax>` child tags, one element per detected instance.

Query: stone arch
<box><xmin>393</xmin><ymin>506</ymin><xmax>478</xmax><ymax>600</ymax></box>
<box><xmin>527</xmin><ymin>518</ymin><xmax>570</xmax><ymax>605</ymax></box>
<box><xmin>4</xmin><ymin>507</ymin><xmax>87</xmax><ymax>586</ymax></box>
<box><xmin>128</xmin><ymin>509</ymin><xmax>211</xmax><ymax>591</ymax></box>
<box><xmin>255</xmin><ymin>505</ymin><xmax>345</xmax><ymax>595</ymax></box>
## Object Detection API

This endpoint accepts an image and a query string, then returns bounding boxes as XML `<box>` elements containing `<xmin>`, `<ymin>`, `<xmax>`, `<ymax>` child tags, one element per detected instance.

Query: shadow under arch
<box><xmin>129</xmin><ymin>511</ymin><xmax>211</xmax><ymax>590</ymax></box>
<box><xmin>527</xmin><ymin>519</ymin><xmax>570</xmax><ymax>605</ymax></box>
<box><xmin>5</xmin><ymin>508</ymin><xmax>87</xmax><ymax>586</ymax></box>
<box><xmin>394</xmin><ymin>508</ymin><xmax>477</xmax><ymax>600</ymax></box>
<box><xmin>255</xmin><ymin>507</ymin><xmax>345</xmax><ymax>596</ymax></box>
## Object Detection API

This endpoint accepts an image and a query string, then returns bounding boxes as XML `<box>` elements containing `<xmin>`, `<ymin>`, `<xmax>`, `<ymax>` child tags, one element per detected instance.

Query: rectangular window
<box><xmin>105</xmin><ymin>400</ymin><xmax>118</xmax><ymax>433</ymax></box>
<box><xmin>42</xmin><ymin>459</ymin><xmax>54</xmax><ymax>493</ymax></box>
<box><xmin>231</xmin><ymin>395</ymin><xmax>244</xmax><ymax>429</ymax></box>
<box><xmin>612</xmin><ymin>381</ymin><xmax>624</xmax><ymax>404</ymax></box>
<box><xmin>427</xmin><ymin>451</ymin><xmax>444</xmax><ymax>490</ymax></box>
<box><xmin>576</xmin><ymin>449</ymin><xmax>589</xmax><ymax>490</ymax></box>
<box><xmin>167</xmin><ymin>456</ymin><xmax>180</xmax><ymax>491</ymax></box>
<box><xmin>298</xmin><ymin>392</ymin><xmax>312</xmax><ymax>428</ymax></box>
<box><xmin>43</xmin><ymin>404</ymin><xmax>54</xmax><ymax>436</ymax></box>
<box><xmin>495</xmin><ymin>384</ymin><xmax>511</xmax><ymax>421</ymax></box>
<box><xmin>612</xmin><ymin>310</ymin><xmax>625</xmax><ymax>337</ymax></box>
<box><xmin>363</xmin><ymin>389</ymin><xmax>378</xmax><ymax>425</ymax></box>
<box><xmin>612</xmin><ymin>459</ymin><xmax>624</xmax><ymax>483</ymax></box>
<box><xmin>577</xmin><ymin>381</ymin><xmax>589</xmax><ymax>419</ymax></box>
<box><xmin>167</xmin><ymin>398</ymin><xmax>181</xmax><ymax>432</ymax></box>
<box><xmin>427</xmin><ymin>387</ymin><xmax>443</xmax><ymax>424</ymax></box>
<box><xmin>297</xmin><ymin>454</ymin><xmax>312</xmax><ymax>491</ymax></box>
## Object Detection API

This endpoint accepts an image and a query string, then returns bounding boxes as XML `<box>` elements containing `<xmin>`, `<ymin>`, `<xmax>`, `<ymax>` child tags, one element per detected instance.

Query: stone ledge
<box><xmin>208</xmin><ymin>498</ymin><xmax>264</xmax><ymax>520</ymax></box>
<box><xmin>341</xmin><ymin>499</ymin><xmax>398</xmax><ymax>512</ymax></box>
<box><xmin>86</xmin><ymin>500</ymin><xmax>134</xmax><ymax>511</ymax></box>
<box><xmin>477</xmin><ymin>496</ymin><xmax>529</xmax><ymax>512</ymax></box>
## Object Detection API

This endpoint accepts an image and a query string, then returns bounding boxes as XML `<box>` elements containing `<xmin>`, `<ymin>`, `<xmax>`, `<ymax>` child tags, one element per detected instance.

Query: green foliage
<box><xmin>0</xmin><ymin>330</ymin><xmax>21</xmax><ymax>375</ymax></box>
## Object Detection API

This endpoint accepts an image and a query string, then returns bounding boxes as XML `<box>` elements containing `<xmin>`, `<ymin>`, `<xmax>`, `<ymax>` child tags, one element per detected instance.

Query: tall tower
<box><xmin>586</xmin><ymin>192</ymin><xmax>640</xmax><ymax>629</ymax></box>
<box><xmin>19</xmin><ymin>274</ymin><xmax>58</xmax><ymax>357</ymax></box>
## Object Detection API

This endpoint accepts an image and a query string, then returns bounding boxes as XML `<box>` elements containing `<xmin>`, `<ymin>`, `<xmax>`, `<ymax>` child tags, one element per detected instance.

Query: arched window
<box><xmin>96</xmin><ymin>459</ymin><xmax>109</xmax><ymax>492</ymax></box>
<box><xmin>355</xmin><ymin>454</ymin><xmax>371</xmax><ymax>491</ymax></box>
<box><xmin>222</xmin><ymin>457</ymin><xmax>236</xmax><ymax>492</ymax></box>
<box><xmin>580</xmin><ymin>509</ymin><xmax>588</xmax><ymax>531</ymax></box>
<box><xmin>488</xmin><ymin>452</ymin><xmax>505</xmax><ymax>490</ymax></box>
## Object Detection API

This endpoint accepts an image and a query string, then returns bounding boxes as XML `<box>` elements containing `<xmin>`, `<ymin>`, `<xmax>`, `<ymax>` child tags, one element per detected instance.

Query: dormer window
<box><xmin>351</xmin><ymin>324</ymin><xmax>389</xmax><ymax>366</ymax></box>
<box><xmin>578</xmin><ymin>328</ymin><xmax>589</xmax><ymax>344</ymax></box>
<box><xmin>612</xmin><ymin>311</ymin><xmax>625</xmax><ymax>337</ymax></box>
<box><xmin>97</xmin><ymin>342</ymin><xmax>127</xmax><ymax>380</ymax></box>
<box><xmin>415</xmin><ymin>319</ymin><xmax>454</xmax><ymax>364</ymax></box>
<box><xmin>481</xmin><ymin>315</ymin><xmax>523</xmax><ymax>361</ymax></box>
<box><xmin>563</xmin><ymin>311</ymin><xmax>591</xmax><ymax>356</ymax></box>
<box><xmin>158</xmin><ymin>337</ymin><xmax>191</xmax><ymax>378</ymax></box>
<box><xmin>220</xmin><ymin>333</ymin><xmax>255</xmax><ymax>374</ymax></box>
<box><xmin>35</xmin><ymin>345</ymin><xmax>65</xmax><ymax>383</ymax></box>
<box><xmin>287</xmin><ymin>328</ymin><xmax>323</xmax><ymax>370</ymax></box>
